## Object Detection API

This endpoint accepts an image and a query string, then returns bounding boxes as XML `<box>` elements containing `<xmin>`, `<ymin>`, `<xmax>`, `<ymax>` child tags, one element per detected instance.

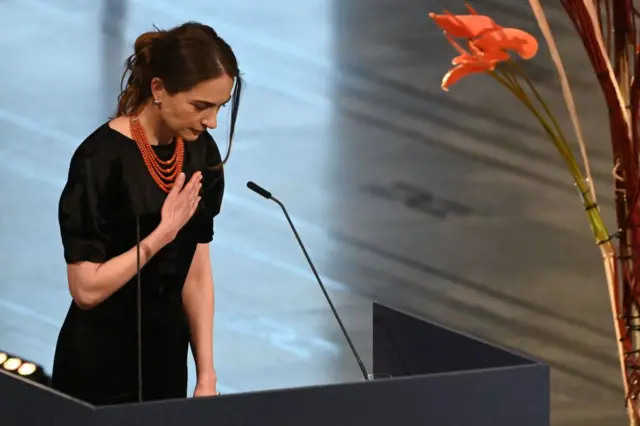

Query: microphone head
<box><xmin>246</xmin><ymin>181</ymin><xmax>272</xmax><ymax>199</ymax></box>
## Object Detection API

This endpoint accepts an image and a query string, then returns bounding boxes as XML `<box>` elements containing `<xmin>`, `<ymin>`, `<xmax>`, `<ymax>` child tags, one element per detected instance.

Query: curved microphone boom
<box><xmin>246</xmin><ymin>181</ymin><xmax>370</xmax><ymax>381</ymax></box>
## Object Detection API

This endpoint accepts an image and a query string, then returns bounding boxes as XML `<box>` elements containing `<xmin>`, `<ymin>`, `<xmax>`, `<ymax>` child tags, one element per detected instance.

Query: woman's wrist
<box><xmin>197</xmin><ymin>368</ymin><xmax>217</xmax><ymax>383</ymax></box>
<box><xmin>151</xmin><ymin>222</ymin><xmax>175</xmax><ymax>248</ymax></box>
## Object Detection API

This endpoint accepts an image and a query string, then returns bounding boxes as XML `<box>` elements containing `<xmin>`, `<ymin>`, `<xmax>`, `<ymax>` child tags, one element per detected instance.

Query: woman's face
<box><xmin>152</xmin><ymin>74</ymin><xmax>234</xmax><ymax>141</ymax></box>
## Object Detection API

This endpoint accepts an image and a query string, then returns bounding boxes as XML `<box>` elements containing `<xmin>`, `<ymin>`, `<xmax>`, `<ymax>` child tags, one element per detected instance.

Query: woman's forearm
<box><xmin>67</xmin><ymin>226</ymin><xmax>173</xmax><ymax>309</ymax></box>
<box><xmin>184</xmin><ymin>281</ymin><xmax>214</xmax><ymax>379</ymax></box>
<box><xmin>183</xmin><ymin>244</ymin><xmax>216</xmax><ymax>380</ymax></box>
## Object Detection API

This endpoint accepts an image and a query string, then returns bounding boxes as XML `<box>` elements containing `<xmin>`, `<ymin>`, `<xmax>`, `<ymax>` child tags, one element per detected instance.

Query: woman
<box><xmin>50</xmin><ymin>21</ymin><xmax>242</xmax><ymax>405</ymax></box>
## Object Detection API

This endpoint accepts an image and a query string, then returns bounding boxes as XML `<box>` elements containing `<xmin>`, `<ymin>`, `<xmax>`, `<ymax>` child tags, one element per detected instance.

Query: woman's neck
<box><xmin>135</xmin><ymin>102</ymin><xmax>174</xmax><ymax>146</ymax></box>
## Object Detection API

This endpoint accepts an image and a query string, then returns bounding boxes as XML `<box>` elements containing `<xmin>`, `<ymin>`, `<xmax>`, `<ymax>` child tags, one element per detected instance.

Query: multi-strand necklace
<box><xmin>129</xmin><ymin>115</ymin><xmax>184</xmax><ymax>193</ymax></box>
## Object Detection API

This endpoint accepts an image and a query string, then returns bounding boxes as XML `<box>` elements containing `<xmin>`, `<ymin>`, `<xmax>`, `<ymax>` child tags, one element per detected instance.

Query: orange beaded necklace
<box><xmin>129</xmin><ymin>115</ymin><xmax>184</xmax><ymax>193</ymax></box>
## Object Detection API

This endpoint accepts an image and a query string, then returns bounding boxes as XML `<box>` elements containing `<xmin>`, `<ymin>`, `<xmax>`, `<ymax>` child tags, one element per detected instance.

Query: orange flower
<box><xmin>441</xmin><ymin>43</ymin><xmax>509</xmax><ymax>91</ymax></box>
<box><xmin>429</xmin><ymin>4</ymin><xmax>501</xmax><ymax>39</ymax></box>
<box><xmin>429</xmin><ymin>4</ymin><xmax>539</xmax><ymax>90</ymax></box>
<box><xmin>472</xmin><ymin>28</ymin><xmax>538</xmax><ymax>60</ymax></box>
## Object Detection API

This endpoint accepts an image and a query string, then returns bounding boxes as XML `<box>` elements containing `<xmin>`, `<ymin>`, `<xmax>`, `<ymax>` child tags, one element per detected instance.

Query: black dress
<box><xmin>50</xmin><ymin>123</ymin><xmax>224</xmax><ymax>405</ymax></box>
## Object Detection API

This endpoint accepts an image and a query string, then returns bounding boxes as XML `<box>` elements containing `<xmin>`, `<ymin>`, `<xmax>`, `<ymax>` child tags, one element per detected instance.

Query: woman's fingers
<box><xmin>190</xmin><ymin>196</ymin><xmax>201</xmax><ymax>217</ymax></box>
<box><xmin>167</xmin><ymin>172</ymin><xmax>186</xmax><ymax>200</ymax></box>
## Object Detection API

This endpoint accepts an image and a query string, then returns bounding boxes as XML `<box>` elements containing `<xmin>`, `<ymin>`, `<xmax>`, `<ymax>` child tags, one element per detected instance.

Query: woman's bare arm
<box><xmin>182</xmin><ymin>243</ymin><xmax>216</xmax><ymax>383</ymax></box>
<box><xmin>67</xmin><ymin>226</ymin><xmax>172</xmax><ymax>309</ymax></box>
<box><xmin>67</xmin><ymin>171</ymin><xmax>202</xmax><ymax>309</ymax></box>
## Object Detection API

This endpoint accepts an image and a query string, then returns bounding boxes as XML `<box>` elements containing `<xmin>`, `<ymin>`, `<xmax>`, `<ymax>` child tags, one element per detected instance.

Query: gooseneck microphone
<box><xmin>246</xmin><ymin>181</ymin><xmax>370</xmax><ymax>381</ymax></box>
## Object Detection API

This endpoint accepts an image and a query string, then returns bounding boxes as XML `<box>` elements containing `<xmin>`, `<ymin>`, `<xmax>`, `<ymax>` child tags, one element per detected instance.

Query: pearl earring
<box><xmin>153</xmin><ymin>99</ymin><xmax>162</xmax><ymax>106</ymax></box>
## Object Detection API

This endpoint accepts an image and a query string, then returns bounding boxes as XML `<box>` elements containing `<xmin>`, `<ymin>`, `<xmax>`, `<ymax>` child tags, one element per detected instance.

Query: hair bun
<box><xmin>134</xmin><ymin>30</ymin><xmax>164</xmax><ymax>63</ymax></box>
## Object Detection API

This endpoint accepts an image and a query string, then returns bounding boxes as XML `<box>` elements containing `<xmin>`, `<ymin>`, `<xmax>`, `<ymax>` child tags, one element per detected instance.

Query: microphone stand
<box><xmin>246</xmin><ymin>181</ymin><xmax>371</xmax><ymax>381</ymax></box>
<box><xmin>136</xmin><ymin>215</ymin><xmax>143</xmax><ymax>402</ymax></box>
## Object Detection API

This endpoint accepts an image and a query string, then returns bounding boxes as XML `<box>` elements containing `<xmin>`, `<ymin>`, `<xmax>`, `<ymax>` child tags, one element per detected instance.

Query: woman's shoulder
<box><xmin>72</xmin><ymin>121</ymin><xmax>126</xmax><ymax>161</ymax></box>
<box><xmin>64</xmin><ymin>121</ymin><xmax>128</xmax><ymax>181</ymax></box>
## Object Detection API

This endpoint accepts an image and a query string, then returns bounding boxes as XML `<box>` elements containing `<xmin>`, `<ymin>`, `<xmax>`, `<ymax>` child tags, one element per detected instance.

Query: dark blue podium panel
<box><xmin>371</xmin><ymin>303</ymin><xmax>550</xmax><ymax>424</ymax></box>
<box><xmin>1</xmin><ymin>303</ymin><xmax>550</xmax><ymax>426</ymax></box>
<box><xmin>372</xmin><ymin>303</ymin><xmax>536</xmax><ymax>375</ymax></box>
<box><xmin>0</xmin><ymin>370</ymin><xmax>94</xmax><ymax>426</ymax></box>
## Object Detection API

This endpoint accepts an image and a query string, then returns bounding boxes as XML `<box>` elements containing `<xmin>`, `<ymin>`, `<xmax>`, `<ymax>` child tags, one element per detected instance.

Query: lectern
<box><xmin>1</xmin><ymin>303</ymin><xmax>549</xmax><ymax>426</ymax></box>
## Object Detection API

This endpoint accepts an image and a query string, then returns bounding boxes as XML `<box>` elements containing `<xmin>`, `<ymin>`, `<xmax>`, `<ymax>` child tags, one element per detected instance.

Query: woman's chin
<box><xmin>179</xmin><ymin>128</ymin><xmax>203</xmax><ymax>141</ymax></box>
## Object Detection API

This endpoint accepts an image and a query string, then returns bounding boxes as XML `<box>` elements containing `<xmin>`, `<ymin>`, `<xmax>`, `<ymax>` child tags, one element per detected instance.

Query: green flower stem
<box><xmin>486</xmin><ymin>69</ymin><xmax>610</xmax><ymax>244</ymax></box>
<box><xmin>508</xmin><ymin>60</ymin><xmax>571</xmax><ymax>152</ymax></box>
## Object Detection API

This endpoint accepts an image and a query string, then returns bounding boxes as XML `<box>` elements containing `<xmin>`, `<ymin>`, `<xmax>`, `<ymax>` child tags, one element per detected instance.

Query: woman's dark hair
<box><xmin>117</xmin><ymin>21</ymin><xmax>242</xmax><ymax>168</ymax></box>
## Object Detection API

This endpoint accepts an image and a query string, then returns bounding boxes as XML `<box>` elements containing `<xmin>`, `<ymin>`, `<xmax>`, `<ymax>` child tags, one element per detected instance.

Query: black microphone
<box><xmin>246</xmin><ymin>181</ymin><xmax>370</xmax><ymax>381</ymax></box>
<box><xmin>246</xmin><ymin>181</ymin><xmax>272</xmax><ymax>199</ymax></box>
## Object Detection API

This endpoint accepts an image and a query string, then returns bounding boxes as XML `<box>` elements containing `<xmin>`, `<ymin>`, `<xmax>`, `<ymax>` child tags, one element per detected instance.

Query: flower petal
<box><xmin>452</xmin><ymin>49</ymin><xmax>509</xmax><ymax>65</ymax></box>
<box><xmin>452</xmin><ymin>52</ymin><xmax>476</xmax><ymax>65</ymax></box>
<box><xmin>442</xmin><ymin>63</ymin><xmax>493</xmax><ymax>91</ymax></box>
<box><xmin>429</xmin><ymin>12</ymin><xmax>502</xmax><ymax>39</ymax></box>
<box><xmin>444</xmin><ymin>32</ymin><xmax>469</xmax><ymax>56</ymax></box>
<box><xmin>465</xmin><ymin>3</ymin><xmax>479</xmax><ymax>15</ymax></box>
<box><xmin>472</xmin><ymin>28</ymin><xmax>539</xmax><ymax>59</ymax></box>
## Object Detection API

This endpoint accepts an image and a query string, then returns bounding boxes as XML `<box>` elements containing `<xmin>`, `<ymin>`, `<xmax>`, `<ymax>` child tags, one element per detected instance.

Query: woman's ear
<box><xmin>150</xmin><ymin>77</ymin><xmax>167</xmax><ymax>102</ymax></box>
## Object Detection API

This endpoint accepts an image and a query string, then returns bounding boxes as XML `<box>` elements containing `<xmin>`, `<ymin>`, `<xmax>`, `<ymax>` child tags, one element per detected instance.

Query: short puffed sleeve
<box><xmin>193</xmin><ymin>134</ymin><xmax>225</xmax><ymax>244</ymax></box>
<box><xmin>58</xmin><ymin>143</ymin><xmax>115</xmax><ymax>264</ymax></box>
